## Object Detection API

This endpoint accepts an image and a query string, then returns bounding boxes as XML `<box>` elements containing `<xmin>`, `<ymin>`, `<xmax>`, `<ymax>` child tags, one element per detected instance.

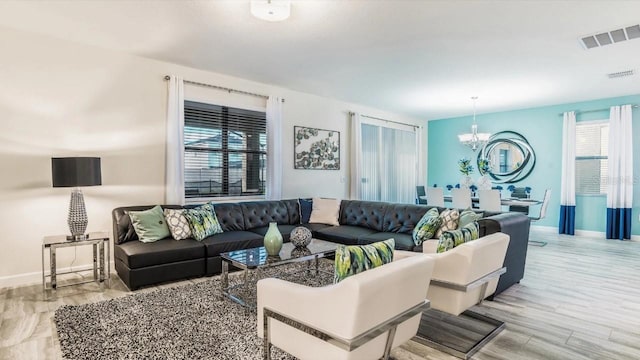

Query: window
<box><xmin>360</xmin><ymin>120</ymin><xmax>419</xmax><ymax>203</ymax></box>
<box><xmin>575</xmin><ymin>121</ymin><xmax>608</xmax><ymax>195</ymax></box>
<box><xmin>184</xmin><ymin>100</ymin><xmax>267</xmax><ymax>199</ymax></box>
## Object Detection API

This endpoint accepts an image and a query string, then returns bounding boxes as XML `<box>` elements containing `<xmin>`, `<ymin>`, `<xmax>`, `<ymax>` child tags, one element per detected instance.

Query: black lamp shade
<box><xmin>52</xmin><ymin>157</ymin><xmax>102</xmax><ymax>187</ymax></box>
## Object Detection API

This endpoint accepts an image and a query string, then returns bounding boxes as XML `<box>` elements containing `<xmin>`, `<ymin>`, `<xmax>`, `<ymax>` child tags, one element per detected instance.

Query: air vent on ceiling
<box><xmin>607</xmin><ymin>70</ymin><xmax>635</xmax><ymax>79</ymax></box>
<box><xmin>580</xmin><ymin>24</ymin><xmax>640</xmax><ymax>49</ymax></box>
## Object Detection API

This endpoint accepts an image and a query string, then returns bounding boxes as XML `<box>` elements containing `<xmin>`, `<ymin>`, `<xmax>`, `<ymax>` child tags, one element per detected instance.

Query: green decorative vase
<box><xmin>264</xmin><ymin>222</ymin><xmax>283</xmax><ymax>256</ymax></box>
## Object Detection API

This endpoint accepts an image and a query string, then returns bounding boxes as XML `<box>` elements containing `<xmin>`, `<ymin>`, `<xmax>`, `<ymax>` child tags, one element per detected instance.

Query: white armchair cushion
<box><xmin>424</xmin><ymin>232</ymin><xmax>510</xmax><ymax>316</ymax></box>
<box><xmin>258</xmin><ymin>253</ymin><xmax>435</xmax><ymax>360</ymax></box>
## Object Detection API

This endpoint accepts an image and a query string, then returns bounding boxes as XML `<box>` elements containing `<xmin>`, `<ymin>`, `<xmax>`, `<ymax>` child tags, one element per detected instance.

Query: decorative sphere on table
<box><xmin>290</xmin><ymin>226</ymin><xmax>312</xmax><ymax>248</ymax></box>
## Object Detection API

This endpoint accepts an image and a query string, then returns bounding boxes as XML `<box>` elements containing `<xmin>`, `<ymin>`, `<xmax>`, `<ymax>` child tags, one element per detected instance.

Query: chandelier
<box><xmin>458</xmin><ymin>96</ymin><xmax>491</xmax><ymax>151</ymax></box>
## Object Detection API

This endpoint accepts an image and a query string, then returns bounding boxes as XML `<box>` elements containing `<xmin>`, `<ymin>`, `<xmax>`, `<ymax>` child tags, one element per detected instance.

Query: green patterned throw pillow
<box><xmin>437</xmin><ymin>221</ymin><xmax>480</xmax><ymax>253</ymax></box>
<box><xmin>128</xmin><ymin>205</ymin><xmax>171</xmax><ymax>243</ymax></box>
<box><xmin>458</xmin><ymin>208</ymin><xmax>482</xmax><ymax>229</ymax></box>
<box><xmin>412</xmin><ymin>208</ymin><xmax>442</xmax><ymax>246</ymax></box>
<box><xmin>334</xmin><ymin>239</ymin><xmax>395</xmax><ymax>283</ymax></box>
<box><xmin>183</xmin><ymin>203</ymin><xmax>223</xmax><ymax>241</ymax></box>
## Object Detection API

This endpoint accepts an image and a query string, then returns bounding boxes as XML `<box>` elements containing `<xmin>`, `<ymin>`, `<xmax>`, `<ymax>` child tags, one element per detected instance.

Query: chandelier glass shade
<box><xmin>458</xmin><ymin>97</ymin><xmax>491</xmax><ymax>151</ymax></box>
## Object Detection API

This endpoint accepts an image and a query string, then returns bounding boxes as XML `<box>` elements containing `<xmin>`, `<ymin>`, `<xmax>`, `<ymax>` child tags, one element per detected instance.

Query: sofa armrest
<box><xmin>480</xmin><ymin>212</ymin><xmax>531</xmax><ymax>295</ymax></box>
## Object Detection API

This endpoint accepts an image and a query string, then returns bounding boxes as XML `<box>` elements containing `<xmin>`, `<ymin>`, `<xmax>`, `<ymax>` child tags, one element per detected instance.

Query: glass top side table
<box><xmin>42</xmin><ymin>231</ymin><xmax>110</xmax><ymax>296</ymax></box>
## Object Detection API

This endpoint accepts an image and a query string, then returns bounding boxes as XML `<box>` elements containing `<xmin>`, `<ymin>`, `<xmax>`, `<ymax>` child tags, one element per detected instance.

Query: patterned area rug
<box><xmin>54</xmin><ymin>261</ymin><xmax>334</xmax><ymax>360</ymax></box>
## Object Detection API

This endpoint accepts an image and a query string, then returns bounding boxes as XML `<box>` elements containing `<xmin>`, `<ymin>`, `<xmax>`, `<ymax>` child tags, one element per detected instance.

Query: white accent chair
<box><xmin>257</xmin><ymin>251</ymin><xmax>435</xmax><ymax>360</ymax></box>
<box><xmin>478</xmin><ymin>189</ymin><xmax>502</xmax><ymax>212</ymax></box>
<box><xmin>417</xmin><ymin>232</ymin><xmax>510</xmax><ymax>359</ymax></box>
<box><xmin>528</xmin><ymin>188</ymin><xmax>552</xmax><ymax>247</ymax></box>
<box><xmin>451</xmin><ymin>188</ymin><xmax>472</xmax><ymax>209</ymax></box>
<box><xmin>426</xmin><ymin>187</ymin><xmax>445</xmax><ymax>207</ymax></box>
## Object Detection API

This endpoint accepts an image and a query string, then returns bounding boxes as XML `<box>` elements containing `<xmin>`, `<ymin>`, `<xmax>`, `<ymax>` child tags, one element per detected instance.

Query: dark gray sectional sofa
<box><xmin>112</xmin><ymin>199</ymin><xmax>530</xmax><ymax>295</ymax></box>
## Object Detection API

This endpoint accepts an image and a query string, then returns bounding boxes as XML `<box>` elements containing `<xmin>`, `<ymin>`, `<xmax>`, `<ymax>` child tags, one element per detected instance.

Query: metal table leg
<box><xmin>221</xmin><ymin>261</ymin><xmax>229</xmax><ymax>294</ymax></box>
<box><xmin>93</xmin><ymin>243</ymin><xmax>98</xmax><ymax>282</ymax></box>
<box><xmin>50</xmin><ymin>246</ymin><xmax>57</xmax><ymax>290</ymax></box>
<box><xmin>106</xmin><ymin>239</ymin><xmax>111</xmax><ymax>287</ymax></box>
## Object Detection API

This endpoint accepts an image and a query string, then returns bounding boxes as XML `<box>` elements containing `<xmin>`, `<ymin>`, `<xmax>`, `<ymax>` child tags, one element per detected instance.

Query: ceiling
<box><xmin>0</xmin><ymin>0</ymin><xmax>639</xmax><ymax>120</ymax></box>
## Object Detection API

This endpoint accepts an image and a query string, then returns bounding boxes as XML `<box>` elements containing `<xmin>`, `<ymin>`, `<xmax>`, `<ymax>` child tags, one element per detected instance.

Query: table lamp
<box><xmin>51</xmin><ymin>157</ymin><xmax>102</xmax><ymax>241</ymax></box>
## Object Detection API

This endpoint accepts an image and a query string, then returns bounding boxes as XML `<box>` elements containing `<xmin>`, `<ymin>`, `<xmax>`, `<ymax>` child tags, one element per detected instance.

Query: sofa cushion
<box><xmin>282</xmin><ymin>199</ymin><xmax>301</xmax><ymax>224</ymax></box>
<box><xmin>183</xmin><ymin>203</ymin><xmax>224</xmax><ymax>241</ymax></box>
<box><xmin>309</xmin><ymin>198</ymin><xmax>341</xmax><ymax>226</ymax></box>
<box><xmin>248</xmin><ymin>224</ymin><xmax>297</xmax><ymax>242</ymax></box>
<box><xmin>299</xmin><ymin>198</ymin><xmax>313</xmax><ymax>224</ymax></box>
<box><xmin>334</xmin><ymin>238</ymin><xmax>395</xmax><ymax>283</ymax></box>
<box><xmin>301</xmin><ymin>222</ymin><xmax>333</xmax><ymax>235</ymax></box>
<box><xmin>114</xmin><ymin>238</ymin><xmax>205</xmax><ymax>269</ymax></box>
<box><xmin>212</xmin><ymin>203</ymin><xmax>246</xmax><ymax>232</ymax></box>
<box><xmin>241</xmin><ymin>201</ymin><xmax>290</xmax><ymax>229</ymax></box>
<box><xmin>339</xmin><ymin>200</ymin><xmax>387</xmax><ymax>231</ymax></box>
<box><xmin>412</xmin><ymin>208</ymin><xmax>442</xmax><ymax>246</ymax></box>
<box><xmin>458</xmin><ymin>208</ymin><xmax>483</xmax><ymax>229</ymax></box>
<box><xmin>383</xmin><ymin>204</ymin><xmax>429</xmax><ymax>233</ymax></box>
<box><xmin>128</xmin><ymin>205</ymin><xmax>171</xmax><ymax>243</ymax></box>
<box><xmin>201</xmin><ymin>231</ymin><xmax>265</xmax><ymax>257</ymax></box>
<box><xmin>357</xmin><ymin>232</ymin><xmax>415</xmax><ymax>251</ymax></box>
<box><xmin>437</xmin><ymin>222</ymin><xmax>480</xmax><ymax>253</ymax></box>
<box><xmin>163</xmin><ymin>208</ymin><xmax>192</xmax><ymax>240</ymax></box>
<box><xmin>435</xmin><ymin>208</ymin><xmax>460</xmax><ymax>238</ymax></box>
<box><xmin>315</xmin><ymin>225</ymin><xmax>378</xmax><ymax>245</ymax></box>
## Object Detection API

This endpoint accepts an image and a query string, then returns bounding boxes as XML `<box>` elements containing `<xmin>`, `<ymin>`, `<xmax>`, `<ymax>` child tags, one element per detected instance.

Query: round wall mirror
<box><xmin>477</xmin><ymin>131</ymin><xmax>535</xmax><ymax>183</ymax></box>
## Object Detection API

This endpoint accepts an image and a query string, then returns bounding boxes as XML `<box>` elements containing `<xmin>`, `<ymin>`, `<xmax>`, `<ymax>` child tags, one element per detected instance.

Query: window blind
<box><xmin>575</xmin><ymin>122</ymin><xmax>608</xmax><ymax>195</ymax></box>
<box><xmin>184</xmin><ymin>100</ymin><xmax>267</xmax><ymax>199</ymax></box>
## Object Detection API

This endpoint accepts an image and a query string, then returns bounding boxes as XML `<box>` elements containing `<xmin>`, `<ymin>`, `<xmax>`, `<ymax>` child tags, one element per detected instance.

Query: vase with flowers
<box><xmin>458</xmin><ymin>158</ymin><xmax>474</xmax><ymax>189</ymax></box>
<box><xmin>476</xmin><ymin>158</ymin><xmax>492</xmax><ymax>190</ymax></box>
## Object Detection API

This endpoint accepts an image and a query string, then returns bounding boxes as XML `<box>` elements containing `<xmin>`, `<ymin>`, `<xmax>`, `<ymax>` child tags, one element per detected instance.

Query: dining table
<box><xmin>440</xmin><ymin>195</ymin><xmax>542</xmax><ymax>207</ymax></box>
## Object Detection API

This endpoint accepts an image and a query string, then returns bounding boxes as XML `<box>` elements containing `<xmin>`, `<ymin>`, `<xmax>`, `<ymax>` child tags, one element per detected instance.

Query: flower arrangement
<box><xmin>478</xmin><ymin>158</ymin><xmax>490</xmax><ymax>175</ymax></box>
<box><xmin>458</xmin><ymin>158</ymin><xmax>474</xmax><ymax>176</ymax></box>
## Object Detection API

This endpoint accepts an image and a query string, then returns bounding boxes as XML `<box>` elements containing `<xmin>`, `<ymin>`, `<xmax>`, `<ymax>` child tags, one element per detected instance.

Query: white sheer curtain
<box><xmin>559</xmin><ymin>111</ymin><xmax>576</xmax><ymax>235</ymax></box>
<box><xmin>165</xmin><ymin>75</ymin><xmax>185</xmax><ymax>205</ymax></box>
<box><xmin>266</xmin><ymin>96</ymin><xmax>283</xmax><ymax>200</ymax></box>
<box><xmin>349</xmin><ymin>112</ymin><xmax>362</xmax><ymax>199</ymax></box>
<box><xmin>606</xmin><ymin>104</ymin><xmax>633</xmax><ymax>239</ymax></box>
<box><xmin>358</xmin><ymin>118</ymin><xmax>418</xmax><ymax>203</ymax></box>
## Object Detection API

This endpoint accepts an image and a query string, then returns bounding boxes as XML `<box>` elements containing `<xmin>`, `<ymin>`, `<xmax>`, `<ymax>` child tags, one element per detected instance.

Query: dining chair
<box><xmin>426</xmin><ymin>187</ymin><xmax>445</xmax><ymax>207</ymax></box>
<box><xmin>416</xmin><ymin>186</ymin><xmax>427</xmax><ymax>204</ymax></box>
<box><xmin>478</xmin><ymin>190</ymin><xmax>502</xmax><ymax>212</ymax></box>
<box><xmin>451</xmin><ymin>188</ymin><xmax>472</xmax><ymax>209</ymax></box>
<box><xmin>508</xmin><ymin>187</ymin><xmax>529</xmax><ymax>215</ymax></box>
<box><xmin>528</xmin><ymin>189</ymin><xmax>552</xmax><ymax>247</ymax></box>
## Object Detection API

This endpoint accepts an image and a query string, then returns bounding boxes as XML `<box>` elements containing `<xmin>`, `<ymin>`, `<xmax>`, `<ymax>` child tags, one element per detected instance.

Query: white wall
<box><xmin>0</xmin><ymin>26</ymin><xmax>426</xmax><ymax>287</ymax></box>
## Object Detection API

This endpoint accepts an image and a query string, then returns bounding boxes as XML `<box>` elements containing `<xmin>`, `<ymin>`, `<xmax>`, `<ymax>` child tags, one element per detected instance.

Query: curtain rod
<box><xmin>350</xmin><ymin>112</ymin><xmax>420</xmax><ymax>129</ymax></box>
<box><xmin>558</xmin><ymin>104</ymin><xmax>637</xmax><ymax>116</ymax></box>
<box><xmin>164</xmin><ymin>75</ymin><xmax>284</xmax><ymax>103</ymax></box>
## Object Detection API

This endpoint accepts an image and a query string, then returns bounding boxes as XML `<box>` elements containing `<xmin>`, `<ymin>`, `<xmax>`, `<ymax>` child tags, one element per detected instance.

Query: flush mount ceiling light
<box><xmin>251</xmin><ymin>0</ymin><xmax>291</xmax><ymax>22</ymax></box>
<box><xmin>458</xmin><ymin>96</ymin><xmax>491</xmax><ymax>152</ymax></box>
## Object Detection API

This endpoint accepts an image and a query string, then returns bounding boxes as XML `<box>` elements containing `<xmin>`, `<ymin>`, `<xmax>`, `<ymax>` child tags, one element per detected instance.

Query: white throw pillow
<box><xmin>309</xmin><ymin>198</ymin><xmax>341</xmax><ymax>226</ymax></box>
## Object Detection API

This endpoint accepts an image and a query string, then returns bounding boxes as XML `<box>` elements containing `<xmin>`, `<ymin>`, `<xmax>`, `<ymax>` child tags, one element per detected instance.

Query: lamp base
<box><xmin>66</xmin><ymin>234</ymin><xmax>89</xmax><ymax>242</ymax></box>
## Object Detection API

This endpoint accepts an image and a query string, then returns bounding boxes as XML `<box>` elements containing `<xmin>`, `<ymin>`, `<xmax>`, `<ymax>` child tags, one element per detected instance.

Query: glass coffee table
<box><xmin>220</xmin><ymin>238</ymin><xmax>337</xmax><ymax>308</ymax></box>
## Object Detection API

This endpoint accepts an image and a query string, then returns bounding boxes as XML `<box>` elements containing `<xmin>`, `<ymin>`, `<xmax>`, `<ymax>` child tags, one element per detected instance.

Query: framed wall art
<box><xmin>294</xmin><ymin>126</ymin><xmax>340</xmax><ymax>170</ymax></box>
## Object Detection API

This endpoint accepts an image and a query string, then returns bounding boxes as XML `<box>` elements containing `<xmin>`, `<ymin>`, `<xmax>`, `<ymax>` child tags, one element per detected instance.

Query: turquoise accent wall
<box><xmin>428</xmin><ymin>94</ymin><xmax>640</xmax><ymax>234</ymax></box>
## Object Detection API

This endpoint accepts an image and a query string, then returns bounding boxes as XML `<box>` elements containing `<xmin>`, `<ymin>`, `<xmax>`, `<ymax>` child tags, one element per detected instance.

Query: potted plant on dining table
<box><xmin>458</xmin><ymin>158</ymin><xmax>474</xmax><ymax>189</ymax></box>
<box><xmin>476</xmin><ymin>158</ymin><xmax>492</xmax><ymax>190</ymax></box>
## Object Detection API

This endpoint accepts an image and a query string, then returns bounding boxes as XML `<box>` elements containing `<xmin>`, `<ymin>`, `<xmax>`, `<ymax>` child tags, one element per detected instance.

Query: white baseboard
<box><xmin>0</xmin><ymin>262</ymin><xmax>115</xmax><ymax>289</ymax></box>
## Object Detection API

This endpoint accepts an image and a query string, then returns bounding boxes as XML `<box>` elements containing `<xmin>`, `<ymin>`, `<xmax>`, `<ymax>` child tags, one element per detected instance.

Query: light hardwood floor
<box><xmin>1</xmin><ymin>229</ymin><xmax>640</xmax><ymax>359</ymax></box>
